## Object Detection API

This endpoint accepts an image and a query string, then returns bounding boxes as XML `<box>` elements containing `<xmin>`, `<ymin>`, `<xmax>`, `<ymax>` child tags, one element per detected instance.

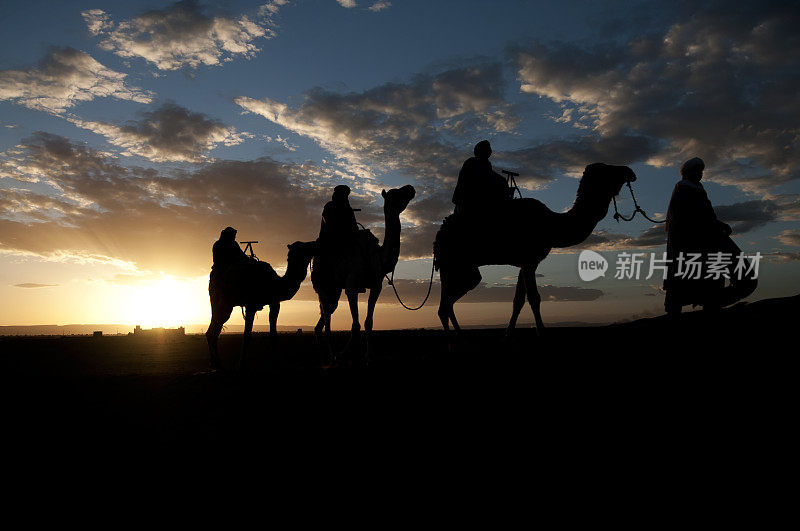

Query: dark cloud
<box><xmin>69</xmin><ymin>103</ymin><xmax>250</xmax><ymax>162</ymax></box>
<box><xmin>0</xmin><ymin>47</ymin><xmax>152</xmax><ymax>114</ymax></box>
<box><xmin>499</xmin><ymin>134</ymin><xmax>660</xmax><ymax>184</ymax></box>
<box><xmin>580</xmin><ymin>226</ymin><xmax>666</xmax><ymax>250</ymax></box>
<box><xmin>515</xmin><ymin>2</ymin><xmax>800</xmax><ymax>192</ymax></box>
<box><xmin>715</xmin><ymin>199</ymin><xmax>779</xmax><ymax>233</ymax></box>
<box><xmin>14</xmin><ymin>283</ymin><xmax>59</xmax><ymax>288</ymax></box>
<box><xmin>82</xmin><ymin>1</ymin><xmax>286</xmax><ymax>71</ymax></box>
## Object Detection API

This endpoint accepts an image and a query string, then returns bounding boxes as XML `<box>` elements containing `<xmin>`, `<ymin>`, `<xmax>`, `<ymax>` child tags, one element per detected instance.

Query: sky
<box><xmin>0</xmin><ymin>0</ymin><xmax>798</xmax><ymax>330</ymax></box>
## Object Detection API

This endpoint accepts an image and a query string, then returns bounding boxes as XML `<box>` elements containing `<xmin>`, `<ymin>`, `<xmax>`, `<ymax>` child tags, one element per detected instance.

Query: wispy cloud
<box><xmin>368</xmin><ymin>2</ymin><xmax>391</xmax><ymax>12</ymax></box>
<box><xmin>82</xmin><ymin>1</ymin><xmax>289</xmax><ymax>71</ymax></box>
<box><xmin>14</xmin><ymin>283</ymin><xmax>59</xmax><ymax>288</ymax></box>
<box><xmin>0</xmin><ymin>47</ymin><xmax>153</xmax><ymax>114</ymax></box>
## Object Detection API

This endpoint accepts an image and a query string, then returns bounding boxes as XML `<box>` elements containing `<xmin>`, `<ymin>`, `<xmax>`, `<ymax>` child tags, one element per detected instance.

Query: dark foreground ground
<box><xmin>2</xmin><ymin>295</ymin><xmax>796</xmax><ymax>457</ymax></box>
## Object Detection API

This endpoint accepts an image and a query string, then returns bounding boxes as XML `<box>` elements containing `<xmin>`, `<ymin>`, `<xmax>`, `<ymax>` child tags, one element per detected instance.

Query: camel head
<box><xmin>381</xmin><ymin>185</ymin><xmax>416</xmax><ymax>215</ymax></box>
<box><xmin>580</xmin><ymin>163</ymin><xmax>637</xmax><ymax>199</ymax></box>
<box><xmin>287</xmin><ymin>240</ymin><xmax>318</xmax><ymax>267</ymax></box>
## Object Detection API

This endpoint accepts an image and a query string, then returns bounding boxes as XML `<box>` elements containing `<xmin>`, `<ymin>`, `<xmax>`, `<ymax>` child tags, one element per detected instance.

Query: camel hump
<box><xmin>357</xmin><ymin>228</ymin><xmax>380</xmax><ymax>250</ymax></box>
<box><xmin>253</xmin><ymin>260</ymin><xmax>279</xmax><ymax>281</ymax></box>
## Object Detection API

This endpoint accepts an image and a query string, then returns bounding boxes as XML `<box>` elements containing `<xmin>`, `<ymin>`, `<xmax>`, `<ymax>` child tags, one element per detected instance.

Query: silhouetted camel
<box><xmin>312</xmin><ymin>185</ymin><xmax>416</xmax><ymax>360</ymax></box>
<box><xmin>434</xmin><ymin>163</ymin><xmax>636</xmax><ymax>343</ymax></box>
<box><xmin>206</xmin><ymin>240</ymin><xmax>318</xmax><ymax>370</ymax></box>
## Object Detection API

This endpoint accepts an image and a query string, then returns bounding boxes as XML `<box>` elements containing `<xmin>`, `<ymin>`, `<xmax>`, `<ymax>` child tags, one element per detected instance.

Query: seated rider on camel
<box><xmin>210</xmin><ymin>226</ymin><xmax>251</xmax><ymax>287</ymax></box>
<box><xmin>314</xmin><ymin>184</ymin><xmax>369</xmax><ymax>293</ymax></box>
<box><xmin>452</xmin><ymin>140</ymin><xmax>513</xmax><ymax>234</ymax></box>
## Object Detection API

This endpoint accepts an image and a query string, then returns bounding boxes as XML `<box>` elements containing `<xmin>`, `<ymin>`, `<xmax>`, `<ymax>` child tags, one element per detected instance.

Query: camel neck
<box><xmin>277</xmin><ymin>257</ymin><xmax>310</xmax><ymax>301</ymax></box>
<box><xmin>551</xmin><ymin>193</ymin><xmax>611</xmax><ymax>247</ymax></box>
<box><xmin>381</xmin><ymin>212</ymin><xmax>401</xmax><ymax>274</ymax></box>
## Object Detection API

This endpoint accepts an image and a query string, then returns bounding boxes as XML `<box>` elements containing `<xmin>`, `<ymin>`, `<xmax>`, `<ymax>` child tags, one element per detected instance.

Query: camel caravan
<box><xmin>206</xmin><ymin>142</ymin><xmax>756</xmax><ymax>370</ymax></box>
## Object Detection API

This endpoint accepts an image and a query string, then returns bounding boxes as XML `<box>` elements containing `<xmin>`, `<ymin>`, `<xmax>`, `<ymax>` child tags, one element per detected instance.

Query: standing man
<box><xmin>664</xmin><ymin>157</ymin><xmax>757</xmax><ymax>314</ymax></box>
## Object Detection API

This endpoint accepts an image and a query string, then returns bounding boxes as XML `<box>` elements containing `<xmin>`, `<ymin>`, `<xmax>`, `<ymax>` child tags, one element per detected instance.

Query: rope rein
<box><xmin>384</xmin><ymin>258</ymin><xmax>436</xmax><ymax>311</ymax></box>
<box><xmin>613</xmin><ymin>181</ymin><xmax>666</xmax><ymax>224</ymax></box>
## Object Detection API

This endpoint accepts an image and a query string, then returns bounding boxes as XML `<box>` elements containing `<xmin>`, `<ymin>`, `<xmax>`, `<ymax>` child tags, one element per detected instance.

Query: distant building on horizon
<box><xmin>130</xmin><ymin>325</ymin><xmax>185</xmax><ymax>338</ymax></box>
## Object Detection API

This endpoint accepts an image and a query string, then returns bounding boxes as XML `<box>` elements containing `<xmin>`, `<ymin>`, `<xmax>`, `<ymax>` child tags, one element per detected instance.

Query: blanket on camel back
<box><xmin>209</xmin><ymin>259</ymin><xmax>279</xmax><ymax>310</ymax></box>
<box><xmin>434</xmin><ymin>198</ymin><xmax>557</xmax><ymax>269</ymax></box>
<box><xmin>311</xmin><ymin>228</ymin><xmax>381</xmax><ymax>294</ymax></box>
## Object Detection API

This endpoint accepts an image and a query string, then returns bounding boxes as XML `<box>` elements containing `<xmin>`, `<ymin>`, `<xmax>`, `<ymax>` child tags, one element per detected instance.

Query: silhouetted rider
<box><xmin>319</xmin><ymin>185</ymin><xmax>359</xmax><ymax>253</ymax></box>
<box><xmin>664</xmin><ymin>157</ymin><xmax>756</xmax><ymax>314</ymax></box>
<box><xmin>212</xmin><ymin>227</ymin><xmax>249</xmax><ymax>271</ymax></box>
<box><xmin>452</xmin><ymin>140</ymin><xmax>512</xmax><ymax>218</ymax></box>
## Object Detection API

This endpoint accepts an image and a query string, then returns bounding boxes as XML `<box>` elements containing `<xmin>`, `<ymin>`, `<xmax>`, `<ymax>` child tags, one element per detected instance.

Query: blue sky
<box><xmin>0</xmin><ymin>0</ymin><xmax>798</xmax><ymax>328</ymax></box>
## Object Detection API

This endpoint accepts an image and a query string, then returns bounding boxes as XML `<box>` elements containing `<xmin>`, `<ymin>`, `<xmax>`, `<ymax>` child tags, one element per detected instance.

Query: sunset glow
<box><xmin>1</xmin><ymin>1</ymin><xmax>798</xmax><ymax>331</ymax></box>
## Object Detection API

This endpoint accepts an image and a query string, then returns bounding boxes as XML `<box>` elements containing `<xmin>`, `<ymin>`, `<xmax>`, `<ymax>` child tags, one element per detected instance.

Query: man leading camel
<box><xmin>663</xmin><ymin>157</ymin><xmax>757</xmax><ymax>315</ymax></box>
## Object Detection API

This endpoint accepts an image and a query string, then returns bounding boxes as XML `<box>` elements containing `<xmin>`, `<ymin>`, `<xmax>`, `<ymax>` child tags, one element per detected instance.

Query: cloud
<box><xmin>514</xmin><ymin>2</ymin><xmax>800</xmax><ymax>193</ymax></box>
<box><xmin>581</xmin><ymin>226</ymin><xmax>666</xmax><ymax>251</ymax></box>
<box><xmin>776</xmin><ymin>229</ymin><xmax>800</xmax><ymax>248</ymax></box>
<box><xmin>236</xmin><ymin>62</ymin><xmax>516</xmax><ymax>183</ymax></box>
<box><xmin>765</xmin><ymin>251</ymin><xmax>800</xmax><ymax>263</ymax></box>
<box><xmin>0</xmin><ymin>47</ymin><xmax>152</xmax><ymax>114</ymax></box>
<box><xmin>368</xmin><ymin>2</ymin><xmax>391</xmax><ymax>12</ymax></box>
<box><xmin>68</xmin><ymin>103</ymin><xmax>251</xmax><ymax>162</ymax></box>
<box><xmin>0</xmin><ymin>132</ymin><xmax>330</xmax><ymax>276</ymax></box>
<box><xmin>337</xmin><ymin>0</ymin><xmax>357</xmax><ymax>7</ymax></box>
<box><xmin>714</xmin><ymin>199</ymin><xmax>779</xmax><ymax>233</ymax></box>
<box><xmin>82</xmin><ymin>0</ymin><xmax>287</xmax><ymax>71</ymax></box>
<box><xmin>14</xmin><ymin>283</ymin><xmax>59</xmax><ymax>288</ymax></box>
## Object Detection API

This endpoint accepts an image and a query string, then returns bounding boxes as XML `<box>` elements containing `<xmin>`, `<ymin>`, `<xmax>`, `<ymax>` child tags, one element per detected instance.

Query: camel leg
<box><xmin>364</xmin><ymin>283</ymin><xmax>381</xmax><ymax>364</ymax></box>
<box><xmin>438</xmin><ymin>270</ymin><xmax>465</xmax><ymax>350</ymax></box>
<box><xmin>269</xmin><ymin>302</ymin><xmax>279</xmax><ymax>351</ymax></box>
<box><xmin>521</xmin><ymin>267</ymin><xmax>545</xmax><ymax>335</ymax></box>
<box><xmin>343</xmin><ymin>289</ymin><xmax>362</xmax><ymax>362</ymax></box>
<box><xmin>315</xmin><ymin>294</ymin><xmax>339</xmax><ymax>342</ymax></box>
<box><xmin>318</xmin><ymin>290</ymin><xmax>340</xmax><ymax>364</ymax></box>
<box><xmin>438</xmin><ymin>272</ymin><xmax>453</xmax><ymax>334</ymax></box>
<box><xmin>314</xmin><ymin>312</ymin><xmax>325</xmax><ymax>342</ymax></box>
<box><xmin>240</xmin><ymin>305</ymin><xmax>256</xmax><ymax>371</ymax></box>
<box><xmin>206</xmin><ymin>303</ymin><xmax>232</xmax><ymax>372</ymax></box>
<box><xmin>506</xmin><ymin>269</ymin><xmax>527</xmax><ymax>338</ymax></box>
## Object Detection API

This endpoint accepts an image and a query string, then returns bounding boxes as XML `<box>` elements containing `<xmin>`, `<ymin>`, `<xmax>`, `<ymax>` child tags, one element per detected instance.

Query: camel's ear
<box><xmin>381</xmin><ymin>189</ymin><xmax>386</xmax><ymax>198</ymax></box>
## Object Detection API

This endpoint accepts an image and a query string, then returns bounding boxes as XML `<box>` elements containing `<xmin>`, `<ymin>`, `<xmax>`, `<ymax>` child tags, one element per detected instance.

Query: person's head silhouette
<box><xmin>332</xmin><ymin>184</ymin><xmax>351</xmax><ymax>203</ymax></box>
<box><xmin>474</xmin><ymin>140</ymin><xmax>492</xmax><ymax>160</ymax></box>
<box><xmin>680</xmin><ymin>157</ymin><xmax>705</xmax><ymax>183</ymax></box>
<box><xmin>221</xmin><ymin>226</ymin><xmax>237</xmax><ymax>240</ymax></box>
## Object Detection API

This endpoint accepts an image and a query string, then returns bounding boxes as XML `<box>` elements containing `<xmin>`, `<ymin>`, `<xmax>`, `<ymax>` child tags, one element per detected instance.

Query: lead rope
<box><xmin>384</xmin><ymin>259</ymin><xmax>436</xmax><ymax>311</ymax></box>
<box><xmin>613</xmin><ymin>181</ymin><xmax>666</xmax><ymax>224</ymax></box>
